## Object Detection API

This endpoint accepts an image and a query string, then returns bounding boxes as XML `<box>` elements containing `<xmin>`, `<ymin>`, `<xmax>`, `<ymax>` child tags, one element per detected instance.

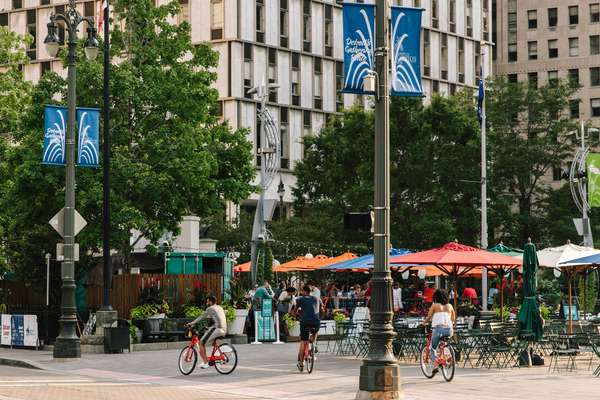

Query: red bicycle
<box><xmin>178</xmin><ymin>328</ymin><xmax>238</xmax><ymax>375</ymax></box>
<box><xmin>297</xmin><ymin>327</ymin><xmax>317</xmax><ymax>374</ymax></box>
<box><xmin>419</xmin><ymin>325</ymin><xmax>455</xmax><ymax>382</ymax></box>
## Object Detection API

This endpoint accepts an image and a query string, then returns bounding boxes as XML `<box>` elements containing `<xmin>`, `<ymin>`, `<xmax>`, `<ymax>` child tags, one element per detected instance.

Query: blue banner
<box><xmin>42</xmin><ymin>105</ymin><xmax>67</xmax><ymax>166</ymax></box>
<box><xmin>342</xmin><ymin>3</ymin><xmax>375</xmax><ymax>94</ymax></box>
<box><xmin>77</xmin><ymin>107</ymin><xmax>100</xmax><ymax>167</ymax></box>
<box><xmin>10</xmin><ymin>315</ymin><xmax>24</xmax><ymax>346</ymax></box>
<box><xmin>390</xmin><ymin>7</ymin><xmax>423</xmax><ymax>97</ymax></box>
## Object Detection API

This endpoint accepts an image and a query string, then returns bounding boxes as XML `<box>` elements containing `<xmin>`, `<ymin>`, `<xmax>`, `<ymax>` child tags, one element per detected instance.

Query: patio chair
<box><xmin>547</xmin><ymin>335</ymin><xmax>577</xmax><ymax>373</ymax></box>
<box><xmin>589</xmin><ymin>336</ymin><xmax>600</xmax><ymax>377</ymax></box>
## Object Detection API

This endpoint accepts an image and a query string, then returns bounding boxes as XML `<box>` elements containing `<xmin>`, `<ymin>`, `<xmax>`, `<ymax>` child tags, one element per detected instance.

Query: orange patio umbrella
<box><xmin>301</xmin><ymin>252</ymin><xmax>358</xmax><ymax>271</ymax></box>
<box><xmin>275</xmin><ymin>255</ymin><xmax>329</xmax><ymax>273</ymax></box>
<box><xmin>234</xmin><ymin>261</ymin><xmax>251</xmax><ymax>273</ymax></box>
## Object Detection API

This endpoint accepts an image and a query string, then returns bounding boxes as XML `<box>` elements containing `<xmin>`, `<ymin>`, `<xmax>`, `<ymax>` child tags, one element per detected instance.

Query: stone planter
<box><xmin>289</xmin><ymin>321</ymin><xmax>300</xmax><ymax>337</ymax></box>
<box><xmin>227</xmin><ymin>309</ymin><xmax>249</xmax><ymax>336</ymax></box>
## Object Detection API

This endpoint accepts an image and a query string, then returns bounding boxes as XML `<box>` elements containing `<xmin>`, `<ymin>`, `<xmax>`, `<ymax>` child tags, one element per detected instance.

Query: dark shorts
<box><xmin>300</xmin><ymin>322</ymin><xmax>320</xmax><ymax>341</ymax></box>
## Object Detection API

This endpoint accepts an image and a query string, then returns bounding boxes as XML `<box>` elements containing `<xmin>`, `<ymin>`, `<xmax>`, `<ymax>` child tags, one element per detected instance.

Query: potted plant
<box><xmin>283</xmin><ymin>313</ymin><xmax>300</xmax><ymax>337</ymax></box>
<box><xmin>226</xmin><ymin>278</ymin><xmax>250</xmax><ymax>335</ymax></box>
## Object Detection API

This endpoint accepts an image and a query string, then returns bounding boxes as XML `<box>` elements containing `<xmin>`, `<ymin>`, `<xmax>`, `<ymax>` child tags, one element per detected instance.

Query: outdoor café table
<box><xmin>469</xmin><ymin>331</ymin><xmax>501</xmax><ymax>368</ymax></box>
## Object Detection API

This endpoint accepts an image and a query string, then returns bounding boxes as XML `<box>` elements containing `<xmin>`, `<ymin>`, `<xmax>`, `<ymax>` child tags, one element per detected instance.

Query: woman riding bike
<box><xmin>423</xmin><ymin>289</ymin><xmax>456</xmax><ymax>375</ymax></box>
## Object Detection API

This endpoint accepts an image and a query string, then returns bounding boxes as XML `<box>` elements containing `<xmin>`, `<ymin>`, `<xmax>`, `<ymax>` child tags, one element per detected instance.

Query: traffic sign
<box><xmin>49</xmin><ymin>208</ymin><xmax>87</xmax><ymax>238</ymax></box>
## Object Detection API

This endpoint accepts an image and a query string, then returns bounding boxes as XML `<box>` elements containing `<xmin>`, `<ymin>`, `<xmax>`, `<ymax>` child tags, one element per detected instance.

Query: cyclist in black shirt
<box><xmin>292</xmin><ymin>284</ymin><xmax>321</xmax><ymax>370</ymax></box>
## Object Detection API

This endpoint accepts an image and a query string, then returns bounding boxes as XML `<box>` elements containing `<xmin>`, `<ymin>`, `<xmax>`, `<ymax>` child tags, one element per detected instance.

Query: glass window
<box><xmin>591</xmin><ymin>4</ymin><xmax>600</xmax><ymax>23</ymax></box>
<box><xmin>12</xmin><ymin>0</ymin><xmax>21</xmax><ymax>10</ymax></box>
<box><xmin>591</xmin><ymin>35</ymin><xmax>600</xmax><ymax>55</ymax></box>
<box><xmin>210</xmin><ymin>0</ymin><xmax>224</xmax><ymax>40</ymax></box>
<box><xmin>243</xmin><ymin>44</ymin><xmax>253</xmax><ymax>98</ymax></box>
<box><xmin>508</xmin><ymin>12</ymin><xmax>517</xmax><ymax>31</ymax></box>
<box><xmin>0</xmin><ymin>13</ymin><xmax>7</xmax><ymax>26</ymax></box>
<box><xmin>592</xmin><ymin>98</ymin><xmax>600</xmax><ymax>117</ymax></box>
<box><xmin>528</xmin><ymin>41</ymin><xmax>537</xmax><ymax>60</ymax></box>
<box><xmin>570</xmin><ymin>100</ymin><xmax>580</xmax><ymax>119</ymax></box>
<box><xmin>291</xmin><ymin>53</ymin><xmax>300</xmax><ymax>106</ymax></box>
<box><xmin>84</xmin><ymin>1</ymin><xmax>94</xmax><ymax>17</ymax></box>
<box><xmin>449</xmin><ymin>0</ymin><xmax>456</xmax><ymax>29</ymax></box>
<box><xmin>508</xmin><ymin>43</ymin><xmax>517</xmax><ymax>62</ymax></box>
<box><xmin>335</xmin><ymin>61</ymin><xmax>343</xmax><ymax>111</ymax></box>
<box><xmin>303</xmin><ymin>0</ymin><xmax>311</xmax><ymax>51</ymax></box>
<box><xmin>508</xmin><ymin>74</ymin><xmax>518</xmax><ymax>83</ymax></box>
<box><xmin>569</xmin><ymin>69</ymin><xmax>579</xmax><ymax>85</ymax></box>
<box><xmin>528</xmin><ymin>10</ymin><xmax>537</xmax><ymax>29</ymax></box>
<box><xmin>548</xmin><ymin>70</ymin><xmax>558</xmax><ymax>83</ymax></box>
<box><xmin>528</xmin><ymin>72</ymin><xmax>538</xmax><ymax>87</ymax></box>
<box><xmin>548</xmin><ymin>39</ymin><xmax>558</xmax><ymax>58</ymax></box>
<box><xmin>591</xmin><ymin>67</ymin><xmax>600</xmax><ymax>86</ymax></box>
<box><xmin>548</xmin><ymin>8</ymin><xmax>558</xmax><ymax>27</ymax></box>
<box><xmin>280</xmin><ymin>0</ymin><xmax>288</xmax><ymax>47</ymax></box>
<box><xmin>569</xmin><ymin>37</ymin><xmax>579</xmax><ymax>57</ymax></box>
<box><xmin>178</xmin><ymin>0</ymin><xmax>189</xmax><ymax>24</ymax></box>
<box><xmin>256</xmin><ymin>0</ymin><xmax>264</xmax><ymax>32</ymax></box>
<box><xmin>569</xmin><ymin>6</ymin><xmax>579</xmax><ymax>25</ymax></box>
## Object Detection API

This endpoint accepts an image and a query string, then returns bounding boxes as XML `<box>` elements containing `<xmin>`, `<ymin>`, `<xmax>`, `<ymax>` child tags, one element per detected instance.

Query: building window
<box><xmin>313</xmin><ymin>58</ymin><xmax>322</xmax><ymax>109</ymax></box>
<box><xmin>528</xmin><ymin>10</ymin><xmax>537</xmax><ymax>29</ymax></box>
<box><xmin>303</xmin><ymin>0</ymin><xmax>311</xmax><ymax>52</ymax></box>
<box><xmin>548</xmin><ymin>8</ymin><xmax>558</xmax><ymax>27</ymax></box>
<box><xmin>12</xmin><ymin>0</ymin><xmax>21</xmax><ymax>10</ymax></box>
<box><xmin>280</xmin><ymin>0</ymin><xmax>288</xmax><ymax>47</ymax></box>
<box><xmin>528</xmin><ymin>72</ymin><xmax>538</xmax><ymax>88</ymax></box>
<box><xmin>303</xmin><ymin>110</ymin><xmax>311</xmax><ymax>138</ymax></box>
<box><xmin>40</xmin><ymin>0</ymin><xmax>50</xmax><ymax>4</ymax></box>
<box><xmin>569</xmin><ymin>37</ymin><xmax>579</xmax><ymax>57</ymax></box>
<box><xmin>178</xmin><ymin>0</ymin><xmax>189</xmax><ymax>24</ymax></box>
<box><xmin>84</xmin><ymin>1</ymin><xmax>94</xmax><ymax>17</ymax></box>
<box><xmin>449</xmin><ymin>0</ymin><xmax>456</xmax><ymax>32</ymax></box>
<box><xmin>324</xmin><ymin>4</ymin><xmax>333</xmax><ymax>57</ymax></box>
<box><xmin>482</xmin><ymin>0</ymin><xmax>489</xmax><ymax>41</ymax></box>
<box><xmin>466</xmin><ymin>0</ymin><xmax>473</xmax><ymax>36</ymax></box>
<box><xmin>40</xmin><ymin>61</ymin><xmax>51</xmax><ymax>76</ymax></box>
<box><xmin>432</xmin><ymin>80</ymin><xmax>439</xmax><ymax>93</ymax></box>
<box><xmin>280</xmin><ymin>107</ymin><xmax>289</xmax><ymax>169</ymax></box>
<box><xmin>591</xmin><ymin>35</ymin><xmax>600</xmax><ymax>55</ymax></box>
<box><xmin>569</xmin><ymin>6</ymin><xmax>579</xmax><ymax>25</ymax></box>
<box><xmin>291</xmin><ymin>52</ymin><xmax>300</xmax><ymax>106</ymax></box>
<box><xmin>591</xmin><ymin>3</ymin><xmax>600</xmax><ymax>23</ymax></box>
<box><xmin>210</xmin><ymin>0</ymin><xmax>224</xmax><ymax>40</ymax></box>
<box><xmin>335</xmin><ymin>61</ymin><xmax>343</xmax><ymax>111</ymax></box>
<box><xmin>26</xmin><ymin>10</ymin><xmax>36</xmax><ymax>60</ymax></box>
<box><xmin>591</xmin><ymin>67</ymin><xmax>600</xmax><ymax>86</ymax></box>
<box><xmin>256</xmin><ymin>0</ymin><xmax>265</xmax><ymax>43</ymax></box>
<box><xmin>431</xmin><ymin>0</ymin><xmax>438</xmax><ymax>28</ymax></box>
<box><xmin>268</xmin><ymin>48</ymin><xmax>277</xmax><ymax>103</ymax></box>
<box><xmin>243</xmin><ymin>43</ymin><xmax>253</xmax><ymax>99</ymax></box>
<box><xmin>507</xmin><ymin>74</ymin><xmax>518</xmax><ymax>83</ymax></box>
<box><xmin>423</xmin><ymin>29</ymin><xmax>430</xmax><ymax>76</ymax></box>
<box><xmin>548</xmin><ymin>39</ymin><xmax>558</xmax><ymax>58</ymax></box>
<box><xmin>441</xmin><ymin>33</ymin><xmax>448</xmax><ymax>80</ymax></box>
<box><xmin>552</xmin><ymin>166</ymin><xmax>563</xmax><ymax>181</ymax></box>
<box><xmin>458</xmin><ymin>37</ymin><xmax>465</xmax><ymax>83</ymax></box>
<box><xmin>548</xmin><ymin>70</ymin><xmax>558</xmax><ymax>84</ymax></box>
<box><xmin>569</xmin><ymin>69</ymin><xmax>579</xmax><ymax>85</ymax></box>
<box><xmin>508</xmin><ymin>12</ymin><xmax>517</xmax><ymax>32</ymax></box>
<box><xmin>528</xmin><ymin>41</ymin><xmax>537</xmax><ymax>60</ymax></box>
<box><xmin>55</xmin><ymin>5</ymin><xmax>65</xmax><ymax>45</ymax></box>
<box><xmin>508</xmin><ymin>43</ymin><xmax>517</xmax><ymax>62</ymax></box>
<box><xmin>570</xmin><ymin>100</ymin><xmax>580</xmax><ymax>119</ymax></box>
<box><xmin>0</xmin><ymin>13</ymin><xmax>7</xmax><ymax>26</ymax></box>
<box><xmin>592</xmin><ymin>99</ymin><xmax>600</xmax><ymax>117</ymax></box>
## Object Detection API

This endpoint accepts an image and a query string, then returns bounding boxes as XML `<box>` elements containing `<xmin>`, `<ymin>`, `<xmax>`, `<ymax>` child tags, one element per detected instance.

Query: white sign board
<box><xmin>23</xmin><ymin>315</ymin><xmax>38</xmax><ymax>347</ymax></box>
<box><xmin>1</xmin><ymin>315</ymin><xmax>11</xmax><ymax>345</ymax></box>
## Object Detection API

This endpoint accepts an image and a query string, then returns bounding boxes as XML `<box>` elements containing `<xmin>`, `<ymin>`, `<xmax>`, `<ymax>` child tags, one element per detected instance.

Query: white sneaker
<box><xmin>198</xmin><ymin>363</ymin><xmax>210</xmax><ymax>369</ymax></box>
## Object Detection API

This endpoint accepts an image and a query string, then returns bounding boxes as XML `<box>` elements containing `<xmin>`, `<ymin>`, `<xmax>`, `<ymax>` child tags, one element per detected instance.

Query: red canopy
<box><xmin>234</xmin><ymin>261</ymin><xmax>251</xmax><ymax>273</ymax></box>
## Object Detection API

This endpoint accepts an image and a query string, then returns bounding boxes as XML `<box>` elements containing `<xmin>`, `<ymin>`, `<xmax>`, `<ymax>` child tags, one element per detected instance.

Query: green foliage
<box><xmin>128</xmin><ymin>321</ymin><xmax>138</xmax><ymax>343</ymax></box>
<box><xmin>283</xmin><ymin>313</ymin><xmax>297</xmax><ymax>330</ymax></box>
<box><xmin>130</xmin><ymin>304</ymin><xmax>159</xmax><ymax>319</ymax></box>
<box><xmin>0</xmin><ymin>303</ymin><xmax>6</xmax><ymax>313</ymax></box>
<box><xmin>333</xmin><ymin>310</ymin><xmax>347</xmax><ymax>325</ymax></box>
<box><xmin>223</xmin><ymin>304</ymin><xmax>236</xmax><ymax>324</ymax></box>
<box><xmin>0</xmin><ymin>0</ymin><xmax>254</xmax><ymax>282</ymax></box>
<box><xmin>540</xmin><ymin>304</ymin><xmax>551</xmax><ymax>320</ymax></box>
<box><xmin>182</xmin><ymin>305</ymin><xmax>204</xmax><ymax>319</ymax></box>
<box><xmin>227</xmin><ymin>277</ymin><xmax>249</xmax><ymax>309</ymax></box>
<box><xmin>137</xmin><ymin>286</ymin><xmax>163</xmax><ymax>306</ymax></box>
<box><xmin>577</xmin><ymin>272</ymin><xmax>598</xmax><ymax>314</ymax></box>
<box><xmin>257</xmin><ymin>242</ymin><xmax>274</xmax><ymax>283</ymax></box>
<box><xmin>538</xmin><ymin>277</ymin><xmax>563</xmax><ymax>307</ymax></box>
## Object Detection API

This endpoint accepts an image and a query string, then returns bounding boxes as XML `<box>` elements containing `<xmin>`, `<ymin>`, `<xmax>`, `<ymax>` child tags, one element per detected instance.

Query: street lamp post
<box><xmin>277</xmin><ymin>177</ymin><xmax>285</xmax><ymax>220</ymax></box>
<box><xmin>357</xmin><ymin>0</ymin><xmax>399</xmax><ymax>398</ymax></box>
<box><xmin>44</xmin><ymin>0</ymin><xmax>98</xmax><ymax>359</ymax></box>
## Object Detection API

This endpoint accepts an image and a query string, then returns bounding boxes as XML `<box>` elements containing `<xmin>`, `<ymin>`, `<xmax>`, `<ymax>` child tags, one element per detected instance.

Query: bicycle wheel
<box><xmin>419</xmin><ymin>345</ymin><xmax>434</xmax><ymax>379</ymax></box>
<box><xmin>179</xmin><ymin>346</ymin><xmax>197</xmax><ymax>376</ymax></box>
<box><xmin>306</xmin><ymin>342</ymin><xmax>315</xmax><ymax>374</ymax></box>
<box><xmin>441</xmin><ymin>344</ymin><xmax>455</xmax><ymax>382</ymax></box>
<box><xmin>214</xmin><ymin>343</ymin><xmax>238</xmax><ymax>375</ymax></box>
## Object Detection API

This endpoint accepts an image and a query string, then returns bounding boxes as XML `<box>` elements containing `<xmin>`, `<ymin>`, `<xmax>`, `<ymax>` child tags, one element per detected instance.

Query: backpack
<box><xmin>532</xmin><ymin>354</ymin><xmax>544</xmax><ymax>366</ymax></box>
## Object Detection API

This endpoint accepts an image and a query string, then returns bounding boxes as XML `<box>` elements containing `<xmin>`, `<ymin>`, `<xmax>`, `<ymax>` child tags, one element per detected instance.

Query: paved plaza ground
<box><xmin>0</xmin><ymin>343</ymin><xmax>598</xmax><ymax>399</ymax></box>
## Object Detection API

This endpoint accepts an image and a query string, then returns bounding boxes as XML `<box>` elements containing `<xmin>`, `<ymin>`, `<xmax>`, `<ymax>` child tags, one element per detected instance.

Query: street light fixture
<box><xmin>277</xmin><ymin>176</ymin><xmax>285</xmax><ymax>220</ymax></box>
<box><xmin>44</xmin><ymin>0</ymin><xmax>98</xmax><ymax>359</ymax></box>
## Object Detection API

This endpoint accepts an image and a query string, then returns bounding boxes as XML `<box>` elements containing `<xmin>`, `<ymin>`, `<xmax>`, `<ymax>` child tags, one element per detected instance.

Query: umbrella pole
<box><xmin>500</xmin><ymin>284</ymin><xmax>504</xmax><ymax>321</ymax></box>
<box><xmin>453</xmin><ymin>275</ymin><xmax>458</xmax><ymax>311</ymax></box>
<box><xmin>568</xmin><ymin>272</ymin><xmax>573</xmax><ymax>334</ymax></box>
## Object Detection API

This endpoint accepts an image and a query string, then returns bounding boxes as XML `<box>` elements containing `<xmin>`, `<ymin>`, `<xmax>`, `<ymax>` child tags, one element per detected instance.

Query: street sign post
<box><xmin>49</xmin><ymin>208</ymin><xmax>87</xmax><ymax>238</ymax></box>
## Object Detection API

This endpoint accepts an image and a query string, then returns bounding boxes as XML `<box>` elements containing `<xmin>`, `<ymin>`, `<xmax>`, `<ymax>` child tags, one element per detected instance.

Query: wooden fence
<box><xmin>87</xmin><ymin>273</ymin><xmax>223</xmax><ymax>318</ymax></box>
<box><xmin>2</xmin><ymin>280</ymin><xmax>47</xmax><ymax>308</ymax></box>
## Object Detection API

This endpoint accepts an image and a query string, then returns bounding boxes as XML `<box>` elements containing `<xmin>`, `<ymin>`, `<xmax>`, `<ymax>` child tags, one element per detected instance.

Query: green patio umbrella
<box><xmin>517</xmin><ymin>240</ymin><xmax>544</xmax><ymax>341</ymax></box>
<box><xmin>487</xmin><ymin>243</ymin><xmax>523</xmax><ymax>320</ymax></box>
<box><xmin>488</xmin><ymin>243</ymin><xmax>524</xmax><ymax>258</ymax></box>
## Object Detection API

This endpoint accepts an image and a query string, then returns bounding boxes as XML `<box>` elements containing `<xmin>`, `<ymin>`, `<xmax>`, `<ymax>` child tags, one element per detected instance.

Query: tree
<box><xmin>486</xmin><ymin>77</ymin><xmax>579</xmax><ymax>245</ymax></box>
<box><xmin>0</xmin><ymin>0</ymin><xmax>255</xmax><ymax>281</ymax></box>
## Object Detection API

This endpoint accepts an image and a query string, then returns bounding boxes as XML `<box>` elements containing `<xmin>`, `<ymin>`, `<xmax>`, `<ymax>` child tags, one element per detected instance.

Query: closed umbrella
<box><xmin>517</xmin><ymin>240</ymin><xmax>543</xmax><ymax>341</ymax></box>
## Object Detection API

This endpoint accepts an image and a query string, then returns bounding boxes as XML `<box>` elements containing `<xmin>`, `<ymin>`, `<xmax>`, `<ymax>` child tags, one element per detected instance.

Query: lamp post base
<box><xmin>356</xmin><ymin>363</ymin><xmax>401</xmax><ymax>400</ymax></box>
<box><xmin>53</xmin><ymin>337</ymin><xmax>81</xmax><ymax>359</ymax></box>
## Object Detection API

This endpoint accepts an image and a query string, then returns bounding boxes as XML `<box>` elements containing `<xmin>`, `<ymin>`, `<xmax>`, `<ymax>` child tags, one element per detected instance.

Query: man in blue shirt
<box><xmin>293</xmin><ymin>284</ymin><xmax>321</xmax><ymax>370</ymax></box>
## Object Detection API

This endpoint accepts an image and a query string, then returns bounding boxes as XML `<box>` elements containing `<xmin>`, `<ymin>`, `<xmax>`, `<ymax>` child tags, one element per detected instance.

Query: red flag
<box><xmin>98</xmin><ymin>0</ymin><xmax>107</xmax><ymax>30</ymax></box>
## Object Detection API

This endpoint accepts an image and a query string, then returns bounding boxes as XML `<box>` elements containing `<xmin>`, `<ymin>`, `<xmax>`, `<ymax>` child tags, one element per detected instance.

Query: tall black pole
<box><xmin>356</xmin><ymin>0</ymin><xmax>399</xmax><ymax>398</ymax></box>
<box><xmin>101</xmin><ymin>0</ymin><xmax>112</xmax><ymax>310</ymax></box>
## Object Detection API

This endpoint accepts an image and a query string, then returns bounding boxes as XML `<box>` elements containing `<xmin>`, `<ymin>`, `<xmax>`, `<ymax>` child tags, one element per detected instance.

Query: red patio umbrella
<box><xmin>390</xmin><ymin>242</ymin><xmax>522</xmax><ymax>309</ymax></box>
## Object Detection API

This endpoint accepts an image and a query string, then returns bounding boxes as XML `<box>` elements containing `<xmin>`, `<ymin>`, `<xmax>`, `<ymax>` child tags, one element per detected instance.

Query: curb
<box><xmin>0</xmin><ymin>357</ymin><xmax>44</xmax><ymax>370</ymax></box>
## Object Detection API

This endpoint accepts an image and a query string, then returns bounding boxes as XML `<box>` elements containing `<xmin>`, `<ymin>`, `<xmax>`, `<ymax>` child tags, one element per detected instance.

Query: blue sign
<box><xmin>342</xmin><ymin>3</ymin><xmax>375</xmax><ymax>94</ymax></box>
<box><xmin>42</xmin><ymin>105</ymin><xmax>67</xmax><ymax>165</ymax></box>
<box><xmin>10</xmin><ymin>315</ymin><xmax>24</xmax><ymax>346</ymax></box>
<box><xmin>390</xmin><ymin>7</ymin><xmax>424</xmax><ymax>97</ymax></box>
<box><xmin>77</xmin><ymin>107</ymin><xmax>100</xmax><ymax>167</ymax></box>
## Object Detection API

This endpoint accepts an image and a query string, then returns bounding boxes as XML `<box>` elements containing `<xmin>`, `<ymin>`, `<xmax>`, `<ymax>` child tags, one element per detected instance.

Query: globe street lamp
<box><xmin>277</xmin><ymin>176</ymin><xmax>285</xmax><ymax>220</ymax></box>
<box><xmin>44</xmin><ymin>0</ymin><xmax>98</xmax><ymax>359</ymax></box>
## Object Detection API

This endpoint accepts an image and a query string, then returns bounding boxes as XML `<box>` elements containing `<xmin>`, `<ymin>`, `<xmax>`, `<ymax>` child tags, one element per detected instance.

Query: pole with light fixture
<box><xmin>44</xmin><ymin>0</ymin><xmax>98</xmax><ymax>359</ymax></box>
<box><xmin>277</xmin><ymin>176</ymin><xmax>285</xmax><ymax>220</ymax></box>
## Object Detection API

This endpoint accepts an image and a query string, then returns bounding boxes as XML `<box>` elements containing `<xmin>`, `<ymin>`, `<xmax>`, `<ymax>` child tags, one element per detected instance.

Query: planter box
<box><xmin>227</xmin><ymin>309</ymin><xmax>248</xmax><ymax>336</ymax></box>
<box><xmin>289</xmin><ymin>321</ymin><xmax>300</xmax><ymax>337</ymax></box>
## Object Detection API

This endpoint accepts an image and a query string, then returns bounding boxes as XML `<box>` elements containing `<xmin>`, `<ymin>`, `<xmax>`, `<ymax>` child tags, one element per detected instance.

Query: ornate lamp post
<box><xmin>44</xmin><ymin>0</ymin><xmax>98</xmax><ymax>359</ymax></box>
<box><xmin>277</xmin><ymin>176</ymin><xmax>285</xmax><ymax>220</ymax></box>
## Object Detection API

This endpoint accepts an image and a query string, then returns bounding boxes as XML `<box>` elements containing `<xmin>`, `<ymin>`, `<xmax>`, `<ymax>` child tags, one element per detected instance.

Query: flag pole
<box><xmin>480</xmin><ymin>42</ymin><xmax>489</xmax><ymax>311</ymax></box>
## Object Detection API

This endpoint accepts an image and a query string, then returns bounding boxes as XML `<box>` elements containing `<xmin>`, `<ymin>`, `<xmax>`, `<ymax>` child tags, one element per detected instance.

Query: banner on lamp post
<box><xmin>587</xmin><ymin>153</ymin><xmax>600</xmax><ymax>207</ymax></box>
<box><xmin>77</xmin><ymin>107</ymin><xmax>100</xmax><ymax>167</ymax></box>
<box><xmin>390</xmin><ymin>6</ymin><xmax>424</xmax><ymax>97</ymax></box>
<box><xmin>42</xmin><ymin>105</ymin><xmax>67</xmax><ymax>166</ymax></box>
<box><xmin>342</xmin><ymin>3</ymin><xmax>375</xmax><ymax>94</ymax></box>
